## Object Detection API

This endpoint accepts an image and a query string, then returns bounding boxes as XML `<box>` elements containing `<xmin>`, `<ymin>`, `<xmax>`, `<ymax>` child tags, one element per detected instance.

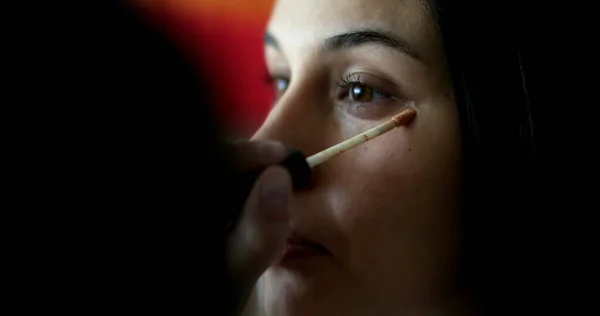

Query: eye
<box><xmin>348</xmin><ymin>84</ymin><xmax>390</xmax><ymax>103</ymax></box>
<box><xmin>337</xmin><ymin>75</ymin><xmax>392</xmax><ymax>104</ymax></box>
<box><xmin>273</xmin><ymin>77</ymin><xmax>289</xmax><ymax>95</ymax></box>
<box><xmin>264</xmin><ymin>74</ymin><xmax>290</xmax><ymax>101</ymax></box>
<box><xmin>335</xmin><ymin>73</ymin><xmax>404</xmax><ymax>119</ymax></box>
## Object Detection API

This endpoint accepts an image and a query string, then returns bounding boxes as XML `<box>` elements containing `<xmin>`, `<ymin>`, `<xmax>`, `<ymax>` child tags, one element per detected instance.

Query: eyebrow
<box><xmin>264</xmin><ymin>29</ymin><xmax>422</xmax><ymax>61</ymax></box>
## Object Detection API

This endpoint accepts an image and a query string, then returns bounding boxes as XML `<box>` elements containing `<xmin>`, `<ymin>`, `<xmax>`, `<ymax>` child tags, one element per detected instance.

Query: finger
<box><xmin>222</xmin><ymin>140</ymin><xmax>287</xmax><ymax>171</ymax></box>
<box><xmin>226</xmin><ymin>165</ymin><xmax>292</xmax><ymax>286</ymax></box>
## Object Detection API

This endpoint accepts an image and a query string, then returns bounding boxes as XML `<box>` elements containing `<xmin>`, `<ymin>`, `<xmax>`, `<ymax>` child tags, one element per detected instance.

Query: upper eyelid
<box><xmin>344</xmin><ymin>72</ymin><xmax>399</xmax><ymax>87</ymax></box>
<box><xmin>336</xmin><ymin>76</ymin><xmax>393</xmax><ymax>96</ymax></box>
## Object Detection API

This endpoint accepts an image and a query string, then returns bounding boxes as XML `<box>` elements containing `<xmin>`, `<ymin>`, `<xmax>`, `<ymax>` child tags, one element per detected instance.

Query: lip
<box><xmin>278</xmin><ymin>236</ymin><xmax>331</xmax><ymax>264</ymax></box>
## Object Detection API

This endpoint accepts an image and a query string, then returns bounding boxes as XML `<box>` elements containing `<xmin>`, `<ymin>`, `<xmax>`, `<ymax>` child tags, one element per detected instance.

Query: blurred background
<box><xmin>135</xmin><ymin>0</ymin><xmax>276</xmax><ymax>137</ymax></box>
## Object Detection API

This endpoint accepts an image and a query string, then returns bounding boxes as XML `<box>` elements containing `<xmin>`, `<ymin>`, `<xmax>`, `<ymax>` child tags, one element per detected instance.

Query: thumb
<box><xmin>226</xmin><ymin>165</ymin><xmax>292</xmax><ymax>288</ymax></box>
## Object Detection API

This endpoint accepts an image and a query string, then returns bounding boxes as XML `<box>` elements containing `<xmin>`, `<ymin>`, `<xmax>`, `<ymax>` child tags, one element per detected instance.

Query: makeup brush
<box><xmin>238</xmin><ymin>107</ymin><xmax>417</xmax><ymax>190</ymax></box>
<box><xmin>306</xmin><ymin>107</ymin><xmax>416</xmax><ymax>168</ymax></box>
<box><xmin>227</xmin><ymin>107</ymin><xmax>416</xmax><ymax>229</ymax></box>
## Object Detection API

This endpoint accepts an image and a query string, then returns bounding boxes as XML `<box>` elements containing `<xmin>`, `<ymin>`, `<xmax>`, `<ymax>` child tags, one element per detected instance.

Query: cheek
<box><xmin>326</xmin><ymin>96</ymin><xmax>463</xmax><ymax>235</ymax></box>
<box><xmin>325</xmin><ymin>123</ymin><xmax>462</xmax><ymax>268</ymax></box>
<box><xmin>327</xmin><ymin>134</ymin><xmax>417</xmax><ymax>227</ymax></box>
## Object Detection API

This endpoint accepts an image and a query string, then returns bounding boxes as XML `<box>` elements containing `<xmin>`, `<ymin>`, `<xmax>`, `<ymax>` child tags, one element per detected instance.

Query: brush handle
<box><xmin>225</xmin><ymin>149</ymin><xmax>311</xmax><ymax>231</ymax></box>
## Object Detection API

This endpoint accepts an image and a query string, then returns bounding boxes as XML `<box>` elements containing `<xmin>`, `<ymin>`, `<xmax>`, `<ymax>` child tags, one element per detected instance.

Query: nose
<box><xmin>251</xmin><ymin>77</ymin><xmax>332</xmax><ymax>190</ymax></box>
<box><xmin>251</xmin><ymin>79</ymin><xmax>327</xmax><ymax>158</ymax></box>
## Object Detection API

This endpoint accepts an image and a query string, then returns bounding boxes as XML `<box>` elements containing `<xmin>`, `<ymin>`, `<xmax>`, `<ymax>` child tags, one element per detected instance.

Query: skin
<box><xmin>248</xmin><ymin>0</ymin><xmax>464</xmax><ymax>314</ymax></box>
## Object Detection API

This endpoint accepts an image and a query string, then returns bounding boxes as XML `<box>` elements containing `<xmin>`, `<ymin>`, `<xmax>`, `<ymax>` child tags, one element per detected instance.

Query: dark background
<box><xmin>4</xmin><ymin>0</ymin><xmax>594</xmax><ymax>314</ymax></box>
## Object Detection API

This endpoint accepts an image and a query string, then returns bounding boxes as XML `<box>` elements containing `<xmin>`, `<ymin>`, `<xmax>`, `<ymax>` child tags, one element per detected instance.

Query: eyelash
<box><xmin>336</xmin><ymin>73</ymin><xmax>367</xmax><ymax>89</ymax></box>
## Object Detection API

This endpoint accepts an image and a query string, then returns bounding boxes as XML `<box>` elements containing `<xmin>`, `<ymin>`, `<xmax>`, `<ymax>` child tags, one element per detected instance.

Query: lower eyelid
<box><xmin>348</xmin><ymin>92</ymin><xmax>408</xmax><ymax>114</ymax></box>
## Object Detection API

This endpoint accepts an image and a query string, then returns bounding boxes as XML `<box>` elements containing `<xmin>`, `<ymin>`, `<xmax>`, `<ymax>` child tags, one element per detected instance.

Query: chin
<box><xmin>260</xmin><ymin>268</ymin><xmax>368</xmax><ymax>316</ymax></box>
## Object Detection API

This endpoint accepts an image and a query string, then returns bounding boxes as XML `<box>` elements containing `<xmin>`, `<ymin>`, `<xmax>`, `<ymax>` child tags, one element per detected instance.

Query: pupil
<box><xmin>352</xmin><ymin>85</ymin><xmax>365</xmax><ymax>98</ymax></box>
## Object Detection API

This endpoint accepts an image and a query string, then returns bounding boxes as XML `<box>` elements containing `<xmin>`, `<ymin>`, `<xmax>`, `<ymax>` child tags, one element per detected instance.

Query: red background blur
<box><xmin>135</xmin><ymin>0</ymin><xmax>276</xmax><ymax>137</ymax></box>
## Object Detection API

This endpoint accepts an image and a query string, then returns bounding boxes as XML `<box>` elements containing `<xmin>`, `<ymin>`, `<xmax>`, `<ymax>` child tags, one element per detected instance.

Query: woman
<box><xmin>225</xmin><ymin>0</ymin><xmax>537</xmax><ymax>315</ymax></box>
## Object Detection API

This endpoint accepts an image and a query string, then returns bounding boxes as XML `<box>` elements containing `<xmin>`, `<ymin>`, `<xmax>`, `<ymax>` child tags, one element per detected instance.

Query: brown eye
<box><xmin>335</xmin><ymin>73</ymin><xmax>403</xmax><ymax>119</ymax></box>
<box><xmin>350</xmin><ymin>84</ymin><xmax>373</xmax><ymax>102</ymax></box>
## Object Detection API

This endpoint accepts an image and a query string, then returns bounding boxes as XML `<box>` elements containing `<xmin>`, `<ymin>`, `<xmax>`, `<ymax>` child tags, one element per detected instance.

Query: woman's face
<box><xmin>252</xmin><ymin>0</ymin><xmax>463</xmax><ymax>314</ymax></box>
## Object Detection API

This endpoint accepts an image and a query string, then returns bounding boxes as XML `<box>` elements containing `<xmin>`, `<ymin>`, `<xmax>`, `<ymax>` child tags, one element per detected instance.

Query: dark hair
<box><xmin>427</xmin><ymin>0</ymin><xmax>542</xmax><ymax>313</ymax></box>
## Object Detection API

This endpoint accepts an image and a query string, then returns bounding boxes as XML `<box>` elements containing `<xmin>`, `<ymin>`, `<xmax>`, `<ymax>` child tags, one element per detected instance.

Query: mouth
<box><xmin>278</xmin><ymin>235</ymin><xmax>332</xmax><ymax>264</ymax></box>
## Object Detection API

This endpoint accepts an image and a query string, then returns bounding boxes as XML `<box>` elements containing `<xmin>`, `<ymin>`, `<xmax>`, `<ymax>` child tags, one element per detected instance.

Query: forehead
<box><xmin>267</xmin><ymin>0</ymin><xmax>437</xmax><ymax>61</ymax></box>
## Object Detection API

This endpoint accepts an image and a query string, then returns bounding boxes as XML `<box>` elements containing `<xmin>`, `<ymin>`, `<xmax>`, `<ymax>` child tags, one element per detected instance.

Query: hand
<box><xmin>223</xmin><ymin>140</ymin><xmax>292</xmax><ymax>315</ymax></box>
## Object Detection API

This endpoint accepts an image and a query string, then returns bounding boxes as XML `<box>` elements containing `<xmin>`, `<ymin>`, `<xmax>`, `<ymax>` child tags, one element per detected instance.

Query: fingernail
<box><xmin>258</xmin><ymin>141</ymin><xmax>286</xmax><ymax>165</ymax></box>
<box><xmin>260</xmin><ymin>168</ymin><xmax>291</xmax><ymax>213</ymax></box>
